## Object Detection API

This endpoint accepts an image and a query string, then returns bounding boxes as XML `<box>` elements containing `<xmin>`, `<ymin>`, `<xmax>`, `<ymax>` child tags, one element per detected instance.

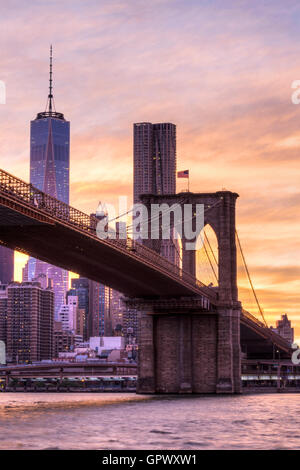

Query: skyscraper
<box><xmin>0</xmin><ymin>284</ymin><xmax>8</xmax><ymax>346</ymax></box>
<box><xmin>0</xmin><ymin>246</ymin><xmax>14</xmax><ymax>285</ymax></box>
<box><xmin>6</xmin><ymin>281</ymin><xmax>54</xmax><ymax>363</ymax></box>
<box><xmin>29</xmin><ymin>46</ymin><xmax>70</xmax><ymax>317</ymax></box>
<box><xmin>99</xmin><ymin>283</ymin><xmax>111</xmax><ymax>336</ymax></box>
<box><xmin>68</xmin><ymin>278</ymin><xmax>101</xmax><ymax>340</ymax></box>
<box><xmin>133</xmin><ymin>122</ymin><xmax>176</xmax><ymax>204</ymax></box>
<box><xmin>133</xmin><ymin>122</ymin><xmax>178</xmax><ymax>263</ymax></box>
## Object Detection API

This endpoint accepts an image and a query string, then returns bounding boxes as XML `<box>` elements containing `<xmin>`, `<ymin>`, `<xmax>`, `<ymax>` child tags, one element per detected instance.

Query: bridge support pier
<box><xmin>134</xmin><ymin>299</ymin><xmax>241</xmax><ymax>395</ymax></box>
<box><xmin>137</xmin><ymin>310</ymin><xmax>156</xmax><ymax>393</ymax></box>
<box><xmin>216</xmin><ymin>305</ymin><xmax>241</xmax><ymax>393</ymax></box>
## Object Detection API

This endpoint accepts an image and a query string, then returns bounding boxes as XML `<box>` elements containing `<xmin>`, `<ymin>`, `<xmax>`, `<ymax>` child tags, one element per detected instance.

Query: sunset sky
<box><xmin>0</xmin><ymin>0</ymin><xmax>299</xmax><ymax>340</ymax></box>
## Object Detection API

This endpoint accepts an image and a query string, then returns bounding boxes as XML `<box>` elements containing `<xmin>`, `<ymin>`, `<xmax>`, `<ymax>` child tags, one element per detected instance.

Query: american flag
<box><xmin>177</xmin><ymin>170</ymin><xmax>189</xmax><ymax>178</ymax></box>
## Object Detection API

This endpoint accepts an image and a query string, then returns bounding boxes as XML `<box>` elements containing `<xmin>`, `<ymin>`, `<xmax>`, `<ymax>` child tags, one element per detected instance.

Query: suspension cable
<box><xmin>235</xmin><ymin>229</ymin><xmax>268</xmax><ymax>328</ymax></box>
<box><xmin>204</xmin><ymin>231</ymin><xmax>218</xmax><ymax>268</ymax></box>
<box><xmin>200</xmin><ymin>233</ymin><xmax>218</xmax><ymax>283</ymax></box>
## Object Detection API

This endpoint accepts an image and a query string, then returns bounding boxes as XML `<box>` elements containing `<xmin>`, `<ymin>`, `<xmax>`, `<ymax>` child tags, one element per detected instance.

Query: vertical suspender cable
<box><xmin>235</xmin><ymin>229</ymin><xmax>268</xmax><ymax>328</ymax></box>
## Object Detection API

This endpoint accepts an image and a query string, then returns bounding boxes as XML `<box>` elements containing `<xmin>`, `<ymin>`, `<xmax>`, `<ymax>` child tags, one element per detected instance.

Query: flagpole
<box><xmin>188</xmin><ymin>172</ymin><xmax>190</xmax><ymax>192</ymax></box>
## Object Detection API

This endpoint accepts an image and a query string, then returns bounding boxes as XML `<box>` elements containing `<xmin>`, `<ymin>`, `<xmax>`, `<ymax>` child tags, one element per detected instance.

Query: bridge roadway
<box><xmin>0</xmin><ymin>169</ymin><xmax>214</xmax><ymax>301</ymax></box>
<box><xmin>0</xmin><ymin>168</ymin><xmax>292</xmax><ymax>358</ymax></box>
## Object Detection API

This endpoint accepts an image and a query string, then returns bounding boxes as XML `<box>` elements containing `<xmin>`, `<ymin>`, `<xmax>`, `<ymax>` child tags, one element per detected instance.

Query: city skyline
<box><xmin>0</xmin><ymin>0</ymin><xmax>299</xmax><ymax>340</ymax></box>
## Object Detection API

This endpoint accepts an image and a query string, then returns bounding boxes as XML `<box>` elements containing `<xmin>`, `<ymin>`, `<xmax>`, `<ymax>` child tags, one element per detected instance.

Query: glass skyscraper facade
<box><xmin>30</xmin><ymin>117</ymin><xmax>70</xmax><ymax>203</ymax></box>
<box><xmin>28</xmin><ymin>48</ymin><xmax>70</xmax><ymax>318</ymax></box>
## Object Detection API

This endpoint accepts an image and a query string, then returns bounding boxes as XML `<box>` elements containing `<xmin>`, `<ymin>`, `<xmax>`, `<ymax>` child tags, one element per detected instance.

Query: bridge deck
<box><xmin>0</xmin><ymin>168</ymin><xmax>214</xmax><ymax>301</ymax></box>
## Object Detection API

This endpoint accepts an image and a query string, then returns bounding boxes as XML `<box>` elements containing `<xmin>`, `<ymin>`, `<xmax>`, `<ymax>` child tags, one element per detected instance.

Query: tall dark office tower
<box><xmin>68</xmin><ymin>278</ymin><xmax>103</xmax><ymax>340</ymax></box>
<box><xmin>0</xmin><ymin>246</ymin><xmax>14</xmax><ymax>285</ymax></box>
<box><xmin>133</xmin><ymin>122</ymin><xmax>176</xmax><ymax>203</ymax></box>
<box><xmin>133</xmin><ymin>122</ymin><xmax>177</xmax><ymax>263</ymax></box>
<box><xmin>28</xmin><ymin>46</ymin><xmax>70</xmax><ymax>318</ymax></box>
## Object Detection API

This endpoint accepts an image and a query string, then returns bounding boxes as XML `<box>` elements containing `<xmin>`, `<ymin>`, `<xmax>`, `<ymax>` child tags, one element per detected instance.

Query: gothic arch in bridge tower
<box><xmin>196</xmin><ymin>223</ymin><xmax>219</xmax><ymax>288</ymax></box>
<box><xmin>140</xmin><ymin>190</ymin><xmax>239</xmax><ymax>304</ymax></box>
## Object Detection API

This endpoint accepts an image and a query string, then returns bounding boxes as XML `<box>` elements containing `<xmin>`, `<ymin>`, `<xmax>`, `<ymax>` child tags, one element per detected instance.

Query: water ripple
<box><xmin>0</xmin><ymin>392</ymin><xmax>299</xmax><ymax>449</ymax></box>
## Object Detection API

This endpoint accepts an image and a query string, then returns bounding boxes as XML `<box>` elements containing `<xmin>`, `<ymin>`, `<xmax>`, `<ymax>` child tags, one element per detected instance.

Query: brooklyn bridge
<box><xmin>0</xmin><ymin>168</ymin><xmax>292</xmax><ymax>394</ymax></box>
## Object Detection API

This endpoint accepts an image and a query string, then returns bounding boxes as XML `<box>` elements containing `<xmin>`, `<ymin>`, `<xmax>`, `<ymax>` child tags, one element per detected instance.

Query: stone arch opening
<box><xmin>196</xmin><ymin>223</ymin><xmax>219</xmax><ymax>287</ymax></box>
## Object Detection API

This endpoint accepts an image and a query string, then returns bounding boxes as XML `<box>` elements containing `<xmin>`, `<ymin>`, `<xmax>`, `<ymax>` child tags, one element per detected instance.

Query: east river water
<box><xmin>0</xmin><ymin>392</ymin><xmax>299</xmax><ymax>450</ymax></box>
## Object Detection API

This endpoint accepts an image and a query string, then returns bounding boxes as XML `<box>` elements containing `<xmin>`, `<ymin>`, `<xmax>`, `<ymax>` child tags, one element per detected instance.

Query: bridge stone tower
<box><xmin>133</xmin><ymin>191</ymin><xmax>241</xmax><ymax>394</ymax></box>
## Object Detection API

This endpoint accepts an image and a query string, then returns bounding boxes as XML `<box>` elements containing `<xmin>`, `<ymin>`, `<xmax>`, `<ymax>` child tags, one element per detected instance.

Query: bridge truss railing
<box><xmin>242</xmin><ymin>309</ymin><xmax>266</xmax><ymax>329</ymax></box>
<box><xmin>242</xmin><ymin>308</ymin><xmax>291</xmax><ymax>351</ymax></box>
<box><xmin>0</xmin><ymin>169</ymin><xmax>216</xmax><ymax>301</ymax></box>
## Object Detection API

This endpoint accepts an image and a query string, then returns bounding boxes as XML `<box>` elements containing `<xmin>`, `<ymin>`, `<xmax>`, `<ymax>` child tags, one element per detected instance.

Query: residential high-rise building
<box><xmin>53</xmin><ymin>321</ymin><xmax>75</xmax><ymax>358</ymax></box>
<box><xmin>123</xmin><ymin>306</ymin><xmax>139</xmax><ymax>344</ymax></box>
<box><xmin>0</xmin><ymin>246</ymin><xmax>14</xmax><ymax>285</ymax></box>
<box><xmin>0</xmin><ymin>284</ymin><xmax>8</xmax><ymax>346</ymax></box>
<box><xmin>133</xmin><ymin>122</ymin><xmax>176</xmax><ymax>203</ymax></box>
<box><xmin>58</xmin><ymin>296</ymin><xmax>78</xmax><ymax>333</ymax></box>
<box><xmin>28</xmin><ymin>46</ymin><xmax>70</xmax><ymax>318</ymax></box>
<box><xmin>109</xmin><ymin>289</ymin><xmax>124</xmax><ymax>334</ymax></box>
<box><xmin>6</xmin><ymin>281</ymin><xmax>54</xmax><ymax>363</ymax></box>
<box><xmin>133</xmin><ymin>122</ymin><xmax>178</xmax><ymax>263</ymax></box>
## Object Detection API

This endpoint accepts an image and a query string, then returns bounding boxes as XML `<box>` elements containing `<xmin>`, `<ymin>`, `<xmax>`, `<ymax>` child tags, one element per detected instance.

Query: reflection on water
<box><xmin>0</xmin><ymin>393</ymin><xmax>299</xmax><ymax>450</ymax></box>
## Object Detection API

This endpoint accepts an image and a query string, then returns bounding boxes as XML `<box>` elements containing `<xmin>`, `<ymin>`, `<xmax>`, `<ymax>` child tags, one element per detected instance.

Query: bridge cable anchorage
<box><xmin>235</xmin><ymin>229</ymin><xmax>268</xmax><ymax>328</ymax></box>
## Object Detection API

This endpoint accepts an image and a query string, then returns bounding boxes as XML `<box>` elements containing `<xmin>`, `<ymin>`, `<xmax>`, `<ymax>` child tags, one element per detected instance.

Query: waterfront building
<box><xmin>0</xmin><ymin>284</ymin><xmax>8</xmax><ymax>347</ymax></box>
<box><xmin>6</xmin><ymin>281</ymin><xmax>54</xmax><ymax>363</ymax></box>
<box><xmin>53</xmin><ymin>321</ymin><xmax>75</xmax><ymax>358</ymax></box>
<box><xmin>123</xmin><ymin>307</ymin><xmax>139</xmax><ymax>345</ymax></box>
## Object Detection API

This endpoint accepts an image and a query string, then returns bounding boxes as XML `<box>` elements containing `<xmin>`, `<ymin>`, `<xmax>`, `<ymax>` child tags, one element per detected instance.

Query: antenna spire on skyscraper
<box><xmin>48</xmin><ymin>44</ymin><xmax>53</xmax><ymax>113</ymax></box>
<box><xmin>37</xmin><ymin>45</ymin><xmax>65</xmax><ymax>120</ymax></box>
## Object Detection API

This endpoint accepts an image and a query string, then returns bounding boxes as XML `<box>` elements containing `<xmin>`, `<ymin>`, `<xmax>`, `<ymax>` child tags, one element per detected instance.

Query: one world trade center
<box><xmin>28</xmin><ymin>46</ymin><xmax>70</xmax><ymax>317</ymax></box>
